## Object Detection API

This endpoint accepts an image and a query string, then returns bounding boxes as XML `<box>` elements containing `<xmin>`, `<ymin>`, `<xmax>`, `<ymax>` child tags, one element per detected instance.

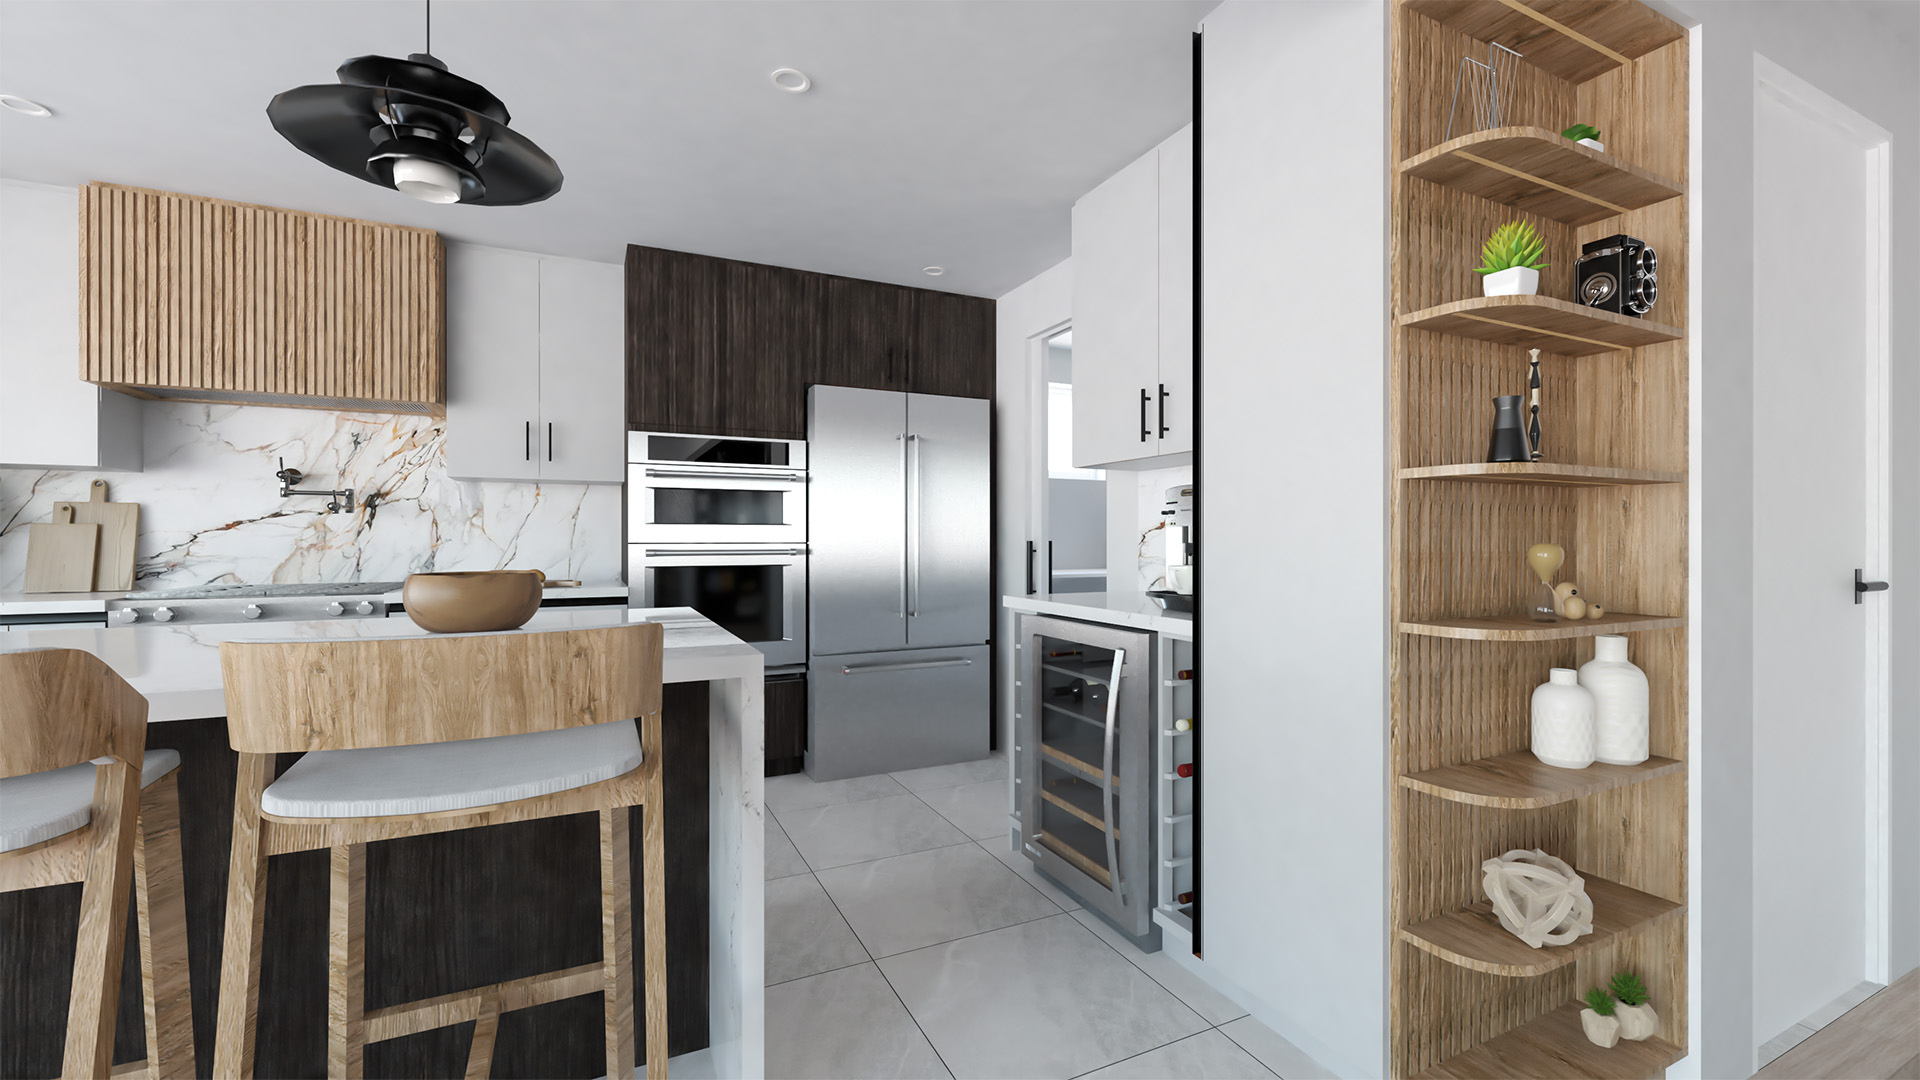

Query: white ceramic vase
<box><xmin>1531</xmin><ymin>667</ymin><xmax>1596</xmax><ymax>769</ymax></box>
<box><xmin>1482</xmin><ymin>266</ymin><xmax>1540</xmax><ymax>297</ymax></box>
<box><xmin>1616</xmin><ymin>1002</ymin><xmax>1660</xmax><ymax>1042</ymax></box>
<box><xmin>1580</xmin><ymin>635</ymin><xmax>1650</xmax><ymax>765</ymax></box>
<box><xmin>1577</xmin><ymin>138</ymin><xmax>1606</xmax><ymax>152</ymax></box>
<box><xmin>1581</xmin><ymin>1009</ymin><xmax>1622</xmax><ymax>1048</ymax></box>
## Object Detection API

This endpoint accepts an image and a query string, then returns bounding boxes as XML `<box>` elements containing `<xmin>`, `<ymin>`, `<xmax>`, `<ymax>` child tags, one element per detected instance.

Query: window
<box><xmin>1048</xmin><ymin>383</ymin><xmax>1104</xmax><ymax>481</ymax></box>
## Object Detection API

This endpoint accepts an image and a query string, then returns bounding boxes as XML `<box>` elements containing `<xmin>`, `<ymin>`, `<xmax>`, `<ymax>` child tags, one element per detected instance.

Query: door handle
<box><xmin>1856</xmin><ymin>568</ymin><xmax>1890</xmax><ymax>604</ymax></box>
<box><xmin>641</xmin><ymin>547</ymin><xmax>806</xmax><ymax>557</ymax></box>
<box><xmin>547</xmin><ymin>422</ymin><xmax>553</xmax><ymax>462</ymax></box>
<box><xmin>907</xmin><ymin>433</ymin><xmax>922</xmax><ymax>618</ymax></box>
<box><xmin>1140</xmin><ymin>389</ymin><xmax>1151</xmax><ymax>442</ymax></box>
<box><xmin>1026</xmin><ymin>541</ymin><xmax>1037</xmax><ymax>595</ymax></box>
<box><xmin>841</xmin><ymin>658</ymin><xmax>973</xmax><ymax>675</ymax></box>
<box><xmin>524</xmin><ymin>420</ymin><xmax>532</xmax><ymax>461</ymax></box>
<box><xmin>642</xmin><ymin>468</ymin><xmax>804</xmax><ymax>482</ymax></box>
<box><xmin>1159</xmin><ymin>383</ymin><xmax>1170</xmax><ymax>437</ymax></box>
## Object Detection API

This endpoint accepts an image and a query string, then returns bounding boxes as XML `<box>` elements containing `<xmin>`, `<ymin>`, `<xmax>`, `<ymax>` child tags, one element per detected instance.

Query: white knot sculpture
<box><xmin>1480</xmin><ymin>848</ymin><xmax>1594</xmax><ymax>948</ymax></box>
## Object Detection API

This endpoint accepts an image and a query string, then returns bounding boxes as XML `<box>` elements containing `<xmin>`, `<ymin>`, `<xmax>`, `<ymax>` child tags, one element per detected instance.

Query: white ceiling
<box><xmin>0</xmin><ymin>0</ymin><xmax>1211</xmax><ymax>297</ymax></box>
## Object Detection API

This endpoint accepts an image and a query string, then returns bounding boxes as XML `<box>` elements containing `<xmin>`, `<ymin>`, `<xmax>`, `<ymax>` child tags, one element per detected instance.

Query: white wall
<box><xmin>1198</xmin><ymin>3</ymin><xmax>1387</xmax><ymax>1077</ymax></box>
<box><xmin>1647</xmin><ymin>3</ymin><xmax>1920</xmax><ymax>1076</ymax></box>
<box><xmin>994</xmin><ymin>257</ymin><xmax>1074</xmax><ymax>749</ymax></box>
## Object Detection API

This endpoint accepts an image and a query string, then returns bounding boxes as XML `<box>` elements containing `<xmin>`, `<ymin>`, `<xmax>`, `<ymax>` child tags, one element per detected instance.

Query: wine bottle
<box><xmin>1175</xmin><ymin>891</ymin><xmax>1195</xmax><ymax>905</ymax></box>
<box><xmin>1175</xmin><ymin>763</ymin><xmax>1195</xmax><ymax>778</ymax></box>
<box><xmin>1173</xmin><ymin>717</ymin><xmax>1193</xmax><ymax>732</ymax></box>
<box><xmin>1174</xmin><ymin>669</ymin><xmax>1195</xmax><ymax>680</ymax></box>
<box><xmin>1047</xmin><ymin>649</ymin><xmax>1084</xmax><ymax>659</ymax></box>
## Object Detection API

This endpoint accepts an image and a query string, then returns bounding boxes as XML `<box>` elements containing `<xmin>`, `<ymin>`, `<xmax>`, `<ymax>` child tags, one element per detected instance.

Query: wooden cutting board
<box><xmin>56</xmin><ymin>479</ymin><xmax>139</xmax><ymax>591</ymax></box>
<box><xmin>24</xmin><ymin>504</ymin><xmax>101</xmax><ymax>592</ymax></box>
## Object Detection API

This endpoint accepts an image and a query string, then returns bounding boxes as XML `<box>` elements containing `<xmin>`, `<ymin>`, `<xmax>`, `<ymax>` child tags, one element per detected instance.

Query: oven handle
<box><xmin>839</xmin><ymin>658</ymin><xmax>973</xmax><ymax>676</ymax></box>
<box><xmin>639</xmin><ymin>547</ymin><xmax>807</xmax><ymax>557</ymax></box>
<box><xmin>641</xmin><ymin>468</ymin><xmax>806</xmax><ymax>483</ymax></box>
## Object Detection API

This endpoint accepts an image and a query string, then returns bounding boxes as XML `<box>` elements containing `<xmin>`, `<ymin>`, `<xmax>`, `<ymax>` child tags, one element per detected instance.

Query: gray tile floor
<box><xmin>763</xmin><ymin>754</ymin><xmax>1314</xmax><ymax>1079</ymax></box>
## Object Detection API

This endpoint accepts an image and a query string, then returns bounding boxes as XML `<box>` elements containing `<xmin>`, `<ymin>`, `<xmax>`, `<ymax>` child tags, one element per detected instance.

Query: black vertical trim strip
<box><xmin>1190</xmin><ymin>26</ymin><xmax>1203</xmax><ymax>959</ymax></box>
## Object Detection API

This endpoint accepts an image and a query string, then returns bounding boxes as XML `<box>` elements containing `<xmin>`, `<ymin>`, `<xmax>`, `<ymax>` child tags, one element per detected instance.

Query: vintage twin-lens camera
<box><xmin>1575</xmin><ymin>234</ymin><xmax>1658</xmax><ymax>317</ymax></box>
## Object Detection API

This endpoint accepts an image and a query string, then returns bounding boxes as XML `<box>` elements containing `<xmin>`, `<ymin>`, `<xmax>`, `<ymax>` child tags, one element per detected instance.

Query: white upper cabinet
<box><xmin>445</xmin><ymin>244</ymin><xmax>624</xmax><ymax>484</ymax></box>
<box><xmin>0</xmin><ymin>181</ymin><xmax>142</xmax><ymax>471</ymax></box>
<box><xmin>1070</xmin><ymin>125</ymin><xmax>1194</xmax><ymax>468</ymax></box>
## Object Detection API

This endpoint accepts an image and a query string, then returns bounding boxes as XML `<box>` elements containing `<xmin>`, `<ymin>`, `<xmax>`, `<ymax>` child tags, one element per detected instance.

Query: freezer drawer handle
<box><xmin>839</xmin><ymin>658</ymin><xmax>974</xmax><ymax>676</ymax></box>
<box><xmin>642</xmin><ymin>468</ymin><xmax>805</xmax><ymax>482</ymax></box>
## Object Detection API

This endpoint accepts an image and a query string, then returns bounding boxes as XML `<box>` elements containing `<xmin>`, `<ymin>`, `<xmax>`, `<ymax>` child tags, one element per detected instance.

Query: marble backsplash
<box><xmin>0</xmin><ymin>402</ymin><xmax>623</xmax><ymax>592</ymax></box>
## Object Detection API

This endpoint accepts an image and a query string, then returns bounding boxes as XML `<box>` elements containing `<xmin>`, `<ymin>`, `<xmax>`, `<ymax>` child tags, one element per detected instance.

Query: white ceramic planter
<box><xmin>1482</xmin><ymin>266</ymin><xmax>1539</xmax><ymax>297</ymax></box>
<box><xmin>1581</xmin><ymin>1009</ymin><xmax>1622</xmax><ymax>1048</ymax></box>
<box><xmin>1581</xmin><ymin>634</ymin><xmax>1651</xmax><ymax>765</ymax></box>
<box><xmin>1616</xmin><ymin>1002</ymin><xmax>1660</xmax><ymax>1042</ymax></box>
<box><xmin>1577</xmin><ymin>138</ymin><xmax>1605</xmax><ymax>152</ymax></box>
<box><xmin>1531</xmin><ymin>667</ymin><xmax>1596</xmax><ymax>769</ymax></box>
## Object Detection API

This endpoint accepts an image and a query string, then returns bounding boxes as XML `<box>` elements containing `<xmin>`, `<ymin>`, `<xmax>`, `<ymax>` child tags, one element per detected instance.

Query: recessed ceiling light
<box><xmin>770</xmin><ymin>68</ymin><xmax>812</xmax><ymax>94</ymax></box>
<box><xmin>0</xmin><ymin>94</ymin><xmax>53</xmax><ymax>118</ymax></box>
<box><xmin>922</xmin><ymin>266</ymin><xmax>946</xmax><ymax>277</ymax></box>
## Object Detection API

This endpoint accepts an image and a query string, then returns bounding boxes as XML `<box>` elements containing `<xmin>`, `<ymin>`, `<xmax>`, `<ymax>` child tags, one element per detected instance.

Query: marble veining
<box><xmin>0</xmin><ymin>402</ymin><xmax>620</xmax><ymax>593</ymax></box>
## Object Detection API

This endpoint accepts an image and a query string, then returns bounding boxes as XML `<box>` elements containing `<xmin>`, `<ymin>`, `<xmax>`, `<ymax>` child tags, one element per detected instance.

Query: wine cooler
<box><xmin>1015</xmin><ymin>615</ymin><xmax>1155</xmax><ymax>938</ymax></box>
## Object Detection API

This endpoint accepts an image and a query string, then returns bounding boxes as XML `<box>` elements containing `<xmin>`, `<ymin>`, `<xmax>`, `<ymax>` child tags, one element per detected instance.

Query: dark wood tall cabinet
<box><xmin>626</xmin><ymin>244</ymin><xmax>995</xmax><ymax>440</ymax></box>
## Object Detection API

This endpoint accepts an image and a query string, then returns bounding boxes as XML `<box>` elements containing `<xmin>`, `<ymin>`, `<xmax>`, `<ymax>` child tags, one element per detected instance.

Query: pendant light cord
<box><xmin>425</xmin><ymin>0</ymin><xmax>431</xmax><ymax>56</ymax></box>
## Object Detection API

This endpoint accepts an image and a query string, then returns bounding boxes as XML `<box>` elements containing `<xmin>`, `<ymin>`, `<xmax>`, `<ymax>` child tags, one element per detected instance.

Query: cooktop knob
<box><xmin>152</xmin><ymin>607</ymin><xmax>175</xmax><ymax>623</ymax></box>
<box><xmin>109</xmin><ymin>608</ymin><xmax>138</xmax><ymax>626</ymax></box>
<box><xmin>326</xmin><ymin>601</ymin><xmax>346</xmax><ymax>616</ymax></box>
<box><xmin>243</xmin><ymin>604</ymin><xmax>264</xmax><ymax>620</ymax></box>
<box><xmin>354</xmin><ymin>601</ymin><xmax>375</xmax><ymax>615</ymax></box>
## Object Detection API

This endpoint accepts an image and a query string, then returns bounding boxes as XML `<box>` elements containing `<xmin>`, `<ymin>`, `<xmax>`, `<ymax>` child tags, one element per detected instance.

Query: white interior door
<box><xmin>1750</xmin><ymin>55</ymin><xmax>1892</xmax><ymax>1047</ymax></box>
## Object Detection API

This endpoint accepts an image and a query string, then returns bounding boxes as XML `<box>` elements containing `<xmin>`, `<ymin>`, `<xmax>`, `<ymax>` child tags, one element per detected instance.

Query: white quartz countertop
<box><xmin>1002</xmin><ymin>591</ymin><xmax>1194</xmax><ymax>639</ymax></box>
<box><xmin>0</xmin><ymin>606</ymin><xmax>762</xmax><ymax>722</ymax></box>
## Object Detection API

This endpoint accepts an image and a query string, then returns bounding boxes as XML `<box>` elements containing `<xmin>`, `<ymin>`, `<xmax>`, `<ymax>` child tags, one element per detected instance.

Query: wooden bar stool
<box><xmin>0</xmin><ymin>648</ymin><xmax>196</xmax><ymax>1080</ymax></box>
<box><xmin>212</xmin><ymin>622</ymin><xmax>668</xmax><ymax>1080</ymax></box>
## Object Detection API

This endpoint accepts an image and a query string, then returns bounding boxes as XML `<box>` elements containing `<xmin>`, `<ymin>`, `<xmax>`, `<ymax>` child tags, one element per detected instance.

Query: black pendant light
<box><xmin>267</xmin><ymin>0</ymin><xmax>561</xmax><ymax>206</ymax></box>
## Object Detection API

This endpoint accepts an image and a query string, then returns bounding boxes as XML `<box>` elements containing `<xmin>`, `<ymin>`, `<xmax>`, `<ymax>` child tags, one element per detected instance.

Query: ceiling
<box><xmin>0</xmin><ymin>0</ymin><xmax>1211</xmax><ymax>297</ymax></box>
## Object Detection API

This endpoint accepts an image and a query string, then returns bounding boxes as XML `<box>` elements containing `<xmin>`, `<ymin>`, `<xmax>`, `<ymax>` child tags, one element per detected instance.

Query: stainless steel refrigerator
<box><xmin>807</xmin><ymin>385</ymin><xmax>991</xmax><ymax>781</ymax></box>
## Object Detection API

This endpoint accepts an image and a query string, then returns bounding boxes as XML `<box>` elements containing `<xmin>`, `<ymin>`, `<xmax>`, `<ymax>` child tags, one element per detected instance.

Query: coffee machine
<box><xmin>1156</xmin><ymin>484</ymin><xmax>1196</xmax><ymax>606</ymax></box>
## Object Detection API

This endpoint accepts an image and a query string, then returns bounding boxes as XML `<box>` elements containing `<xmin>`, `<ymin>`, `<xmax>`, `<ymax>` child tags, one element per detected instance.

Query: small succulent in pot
<box><xmin>1563</xmin><ymin>123</ymin><xmax>1605</xmax><ymax>152</ymax></box>
<box><xmin>1610</xmin><ymin>971</ymin><xmax>1660</xmax><ymax>1042</ymax></box>
<box><xmin>1580</xmin><ymin>987</ymin><xmax>1622</xmax><ymax>1048</ymax></box>
<box><xmin>1477</xmin><ymin>221</ymin><xmax>1549</xmax><ymax>298</ymax></box>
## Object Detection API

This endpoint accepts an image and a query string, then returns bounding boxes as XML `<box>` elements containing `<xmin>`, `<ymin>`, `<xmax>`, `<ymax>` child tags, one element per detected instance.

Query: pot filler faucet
<box><xmin>276</xmin><ymin>457</ymin><xmax>355</xmax><ymax>514</ymax></box>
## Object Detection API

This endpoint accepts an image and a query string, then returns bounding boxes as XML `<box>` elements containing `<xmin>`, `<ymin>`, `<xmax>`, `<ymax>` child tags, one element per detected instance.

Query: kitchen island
<box><xmin>0</xmin><ymin>606</ymin><xmax>764</xmax><ymax>1079</ymax></box>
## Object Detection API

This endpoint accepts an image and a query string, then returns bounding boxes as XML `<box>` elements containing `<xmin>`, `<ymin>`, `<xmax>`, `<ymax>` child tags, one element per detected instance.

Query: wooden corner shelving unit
<box><xmin>1388</xmin><ymin>1</ymin><xmax>1689</xmax><ymax>1077</ymax></box>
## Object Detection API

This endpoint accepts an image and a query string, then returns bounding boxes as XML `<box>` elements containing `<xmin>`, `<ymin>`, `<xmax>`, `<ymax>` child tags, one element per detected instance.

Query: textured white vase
<box><xmin>1581</xmin><ymin>1009</ymin><xmax>1622</xmax><ymax>1048</ymax></box>
<box><xmin>1581</xmin><ymin>635</ymin><xmax>1650</xmax><ymax>765</ymax></box>
<box><xmin>1616</xmin><ymin>1002</ymin><xmax>1660</xmax><ymax>1042</ymax></box>
<box><xmin>1531</xmin><ymin>668</ymin><xmax>1596</xmax><ymax>769</ymax></box>
<box><xmin>1482</xmin><ymin>266</ymin><xmax>1540</xmax><ymax>297</ymax></box>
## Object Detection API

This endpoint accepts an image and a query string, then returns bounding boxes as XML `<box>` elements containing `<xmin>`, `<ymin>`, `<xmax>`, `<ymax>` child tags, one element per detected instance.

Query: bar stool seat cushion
<box><xmin>259</xmin><ymin>720</ymin><xmax>643</xmax><ymax>820</ymax></box>
<box><xmin>0</xmin><ymin>749</ymin><xmax>183</xmax><ymax>854</ymax></box>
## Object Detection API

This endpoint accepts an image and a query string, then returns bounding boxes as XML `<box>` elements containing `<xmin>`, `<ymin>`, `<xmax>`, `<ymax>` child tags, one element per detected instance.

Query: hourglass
<box><xmin>1527</xmin><ymin>543</ymin><xmax>1564</xmax><ymax>622</ymax></box>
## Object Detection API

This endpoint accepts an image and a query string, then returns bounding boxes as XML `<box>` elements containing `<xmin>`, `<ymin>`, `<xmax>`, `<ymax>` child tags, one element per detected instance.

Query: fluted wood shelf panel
<box><xmin>1399</xmin><ymin>297</ymin><xmax>1682</xmax><ymax>355</ymax></box>
<box><xmin>1400</xmin><ymin>611</ymin><xmax>1682</xmax><ymax>640</ymax></box>
<box><xmin>1401</xmin><ymin>752</ymin><xmax>1683</xmax><ymax>809</ymax></box>
<box><xmin>1405</xmin><ymin>0</ymin><xmax>1685</xmax><ymax>84</ymax></box>
<box><xmin>1400</xmin><ymin>873</ymin><xmax>1682</xmax><ymax>976</ymax></box>
<box><xmin>1398</xmin><ymin>463</ymin><xmax>1683</xmax><ymax>487</ymax></box>
<box><xmin>79</xmin><ymin>182</ymin><xmax>445</xmax><ymax>413</ymax></box>
<box><xmin>1415</xmin><ymin>1003</ymin><xmax>1683</xmax><ymax>1079</ymax></box>
<box><xmin>1401</xmin><ymin>128</ymin><xmax>1683</xmax><ymax>225</ymax></box>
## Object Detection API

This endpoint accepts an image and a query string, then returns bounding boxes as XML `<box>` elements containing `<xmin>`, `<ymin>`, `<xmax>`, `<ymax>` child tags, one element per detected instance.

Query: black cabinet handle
<box><xmin>1026</xmin><ymin>541</ymin><xmax>1036</xmax><ymax>595</ymax></box>
<box><xmin>1856</xmin><ymin>568</ymin><xmax>1890</xmax><ymax>604</ymax></box>
<box><xmin>1159</xmin><ymin>383</ymin><xmax>1170</xmax><ymax>437</ymax></box>
<box><xmin>1047</xmin><ymin>540</ymin><xmax>1055</xmax><ymax>594</ymax></box>
<box><xmin>524</xmin><ymin>420</ymin><xmax>531</xmax><ymax>461</ymax></box>
<box><xmin>547</xmin><ymin>422</ymin><xmax>553</xmax><ymax>462</ymax></box>
<box><xmin>1140</xmin><ymin>389</ymin><xmax>1151</xmax><ymax>442</ymax></box>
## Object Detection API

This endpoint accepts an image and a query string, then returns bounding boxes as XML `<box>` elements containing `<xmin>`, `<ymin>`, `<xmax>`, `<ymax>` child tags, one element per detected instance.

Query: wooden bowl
<box><xmin>402</xmin><ymin>570</ymin><xmax>544</xmax><ymax>634</ymax></box>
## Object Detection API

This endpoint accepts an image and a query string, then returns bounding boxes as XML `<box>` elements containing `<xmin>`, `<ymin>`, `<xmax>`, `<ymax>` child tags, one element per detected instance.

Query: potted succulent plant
<box><xmin>1610</xmin><ymin>971</ymin><xmax>1660</xmax><ymax>1041</ymax></box>
<box><xmin>1563</xmin><ymin>123</ymin><xmax>1605</xmax><ymax>152</ymax></box>
<box><xmin>1580</xmin><ymin>987</ymin><xmax>1621</xmax><ymax>1048</ymax></box>
<box><xmin>1476</xmin><ymin>221</ymin><xmax>1547</xmax><ymax>298</ymax></box>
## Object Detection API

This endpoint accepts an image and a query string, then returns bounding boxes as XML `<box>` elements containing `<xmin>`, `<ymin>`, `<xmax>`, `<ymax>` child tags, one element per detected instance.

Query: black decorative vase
<box><xmin>1488</xmin><ymin>395</ymin><xmax>1532</xmax><ymax>462</ymax></box>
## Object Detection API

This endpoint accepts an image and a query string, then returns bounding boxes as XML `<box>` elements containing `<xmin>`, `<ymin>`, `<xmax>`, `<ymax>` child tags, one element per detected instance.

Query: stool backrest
<box><xmin>218</xmin><ymin>623</ymin><xmax>666</xmax><ymax>753</ymax></box>
<box><xmin>0</xmin><ymin>648</ymin><xmax>148</xmax><ymax>779</ymax></box>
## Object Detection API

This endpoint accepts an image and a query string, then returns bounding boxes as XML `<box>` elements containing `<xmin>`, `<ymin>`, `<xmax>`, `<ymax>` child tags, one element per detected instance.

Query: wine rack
<box><xmin>1155</xmin><ymin>633</ymin><xmax>1197</xmax><ymax>937</ymax></box>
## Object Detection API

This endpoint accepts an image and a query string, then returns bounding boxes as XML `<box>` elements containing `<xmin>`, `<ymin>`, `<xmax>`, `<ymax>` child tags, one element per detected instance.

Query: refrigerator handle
<box><xmin>907</xmin><ymin>433</ymin><xmax>922</xmax><ymax>618</ymax></box>
<box><xmin>897</xmin><ymin>433</ymin><xmax>908</xmax><ymax>620</ymax></box>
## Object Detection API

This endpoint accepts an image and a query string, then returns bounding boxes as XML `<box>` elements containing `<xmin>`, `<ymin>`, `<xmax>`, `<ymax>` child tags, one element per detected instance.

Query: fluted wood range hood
<box><xmin>77</xmin><ymin>182</ymin><xmax>446</xmax><ymax>414</ymax></box>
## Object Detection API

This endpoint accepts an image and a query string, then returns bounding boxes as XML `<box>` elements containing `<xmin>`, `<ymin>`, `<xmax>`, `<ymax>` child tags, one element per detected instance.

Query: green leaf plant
<box><xmin>1609</xmin><ymin>971</ymin><xmax>1651</xmax><ymax>1007</ymax></box>
<box><xmin>1475</xmin><ymin>221</ymin><xmax>1548</xmax><ymax>275</ymax></box>
<box><xmin>1582</xmin><ymin>987</ymin><xmax>1618</xmax><ymax>1016</ymax></box>
<box><xmin>1563</xmin><ymin>123</ymin><xmax>1602</xmax><ymax>142</ymax></box>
